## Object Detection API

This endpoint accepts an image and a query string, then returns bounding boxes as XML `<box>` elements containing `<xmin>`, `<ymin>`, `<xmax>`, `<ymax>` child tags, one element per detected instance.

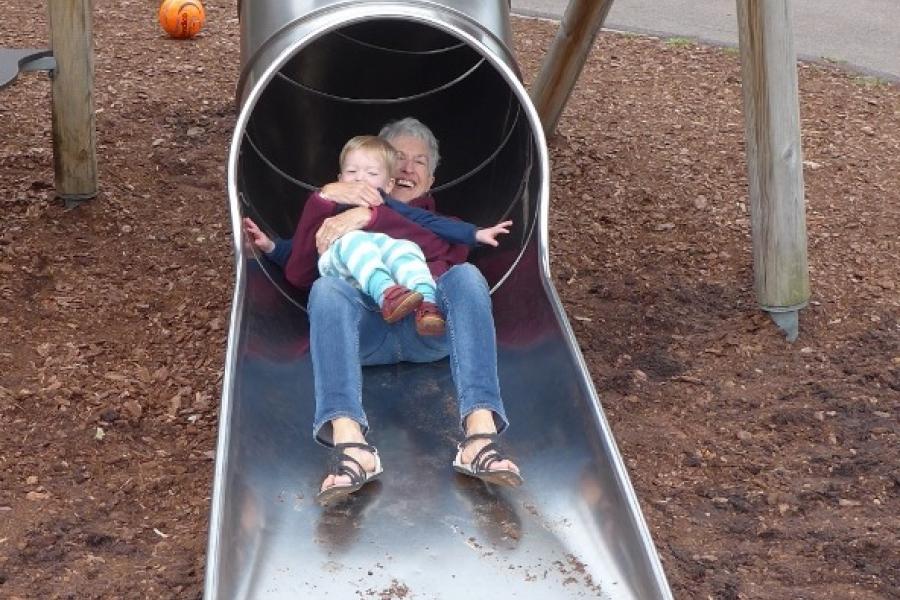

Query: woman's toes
<box><xmin>320</xmin><ymin>447</ymin><xmax>376</xmax><ymax>493</ymax></box>
<box><xmin>460</xmin><ymin>439</ymin><xmax>518</xmax><ymax>474</ymax></box>
<box><xmin>321</xmin><ymin>473</ymin><xmax>351</xmax><ymax>492</ymax></box>
<box><xmin>494</xmin><ymin>458</ymin><xmax>519</xmax><ymax>474</ymax></box>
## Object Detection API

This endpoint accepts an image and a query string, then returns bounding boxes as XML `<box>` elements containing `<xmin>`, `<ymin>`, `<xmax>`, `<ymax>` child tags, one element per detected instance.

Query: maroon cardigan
<box><xmin>283</xmin><ymin>191</ymin><xmax>470</xmax><ymax>291</ymax></box>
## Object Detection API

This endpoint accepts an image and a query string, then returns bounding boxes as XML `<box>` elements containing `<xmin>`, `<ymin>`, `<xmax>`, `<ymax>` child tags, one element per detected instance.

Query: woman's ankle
<box><xmin>331</xmin><ymin>417</ymin><xmax>365</xmax><ymax>444</ymax></box>
<box><xmin>464</xmin><ymin>410</ymin><xmax>498</xmax><ymax>436</ymax></box>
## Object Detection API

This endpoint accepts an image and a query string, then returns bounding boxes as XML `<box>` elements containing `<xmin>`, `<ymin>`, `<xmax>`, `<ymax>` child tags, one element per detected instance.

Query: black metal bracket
<box><xmin>0</xmin><ymin>49</ymin><xmax>56</xmax><ymax>90</ymax></box>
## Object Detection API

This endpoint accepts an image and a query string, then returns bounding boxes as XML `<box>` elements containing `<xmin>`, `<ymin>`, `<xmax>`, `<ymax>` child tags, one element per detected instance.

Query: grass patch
<box><xmin>852</xmin><ymin>75</ymin><xmax>891</xmax><ymax>88</ymax></box>
<box><xmin>721</xmin><ymin>46</ymin><xmax>740</xmax><ymax>56</ymax></box>
<box><xmin>665</xmin><ymin>36</ymin><xmax>695</xmax><ymax>48</ymax></box>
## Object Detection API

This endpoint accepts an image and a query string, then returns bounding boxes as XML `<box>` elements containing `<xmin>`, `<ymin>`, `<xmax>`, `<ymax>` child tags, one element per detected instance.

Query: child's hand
<box><xmin>475</xmin><ymin>220</ymin><xmax>513</xmax><ymax>247</ymax></box>
<box><xmin>242</xmin><ymin>217</ymin><xmax>275</xmax><ymax>254</ymax></box>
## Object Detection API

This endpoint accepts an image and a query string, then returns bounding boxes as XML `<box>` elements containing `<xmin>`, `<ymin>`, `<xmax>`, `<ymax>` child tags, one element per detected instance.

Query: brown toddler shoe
<box><xmin>415</xmin><ymin>301</ymin><xmax>446</xmax><ymax>336</ymax></box>
<box><xmin>381</xmin><ymin>285</ymin><xmax>423</xmax><ymax>323</ymax></box>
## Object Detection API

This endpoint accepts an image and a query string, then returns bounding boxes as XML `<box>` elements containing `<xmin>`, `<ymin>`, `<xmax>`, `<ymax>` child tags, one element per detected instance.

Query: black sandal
<box><xmin>452</xmin><ymin>433</ymin><xmax>523</xmax><ymax>487</ymax></box>
<box><xmin>316</xmin><ymin>442</ymin><xmax>383</xmax><ymax>506</ymax></box>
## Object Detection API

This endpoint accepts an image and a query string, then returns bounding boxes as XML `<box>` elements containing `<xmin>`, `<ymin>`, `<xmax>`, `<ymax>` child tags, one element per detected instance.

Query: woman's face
<box><xmin>387</xmin><ymin>134</ymin><xmax>435</xmax><ymax>203</ymax></box>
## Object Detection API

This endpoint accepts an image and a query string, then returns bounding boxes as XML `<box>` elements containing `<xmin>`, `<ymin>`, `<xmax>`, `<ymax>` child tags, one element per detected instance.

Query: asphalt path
<box><xmin>511</xmin><ymin>0</ymin><xmax>900</xmax><ymax>81</ymax></box>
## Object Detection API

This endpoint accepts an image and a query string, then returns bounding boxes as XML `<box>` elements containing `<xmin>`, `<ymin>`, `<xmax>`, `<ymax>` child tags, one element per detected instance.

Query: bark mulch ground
<box><xmin>1</xmin><ymin>3</ymin><xmax>897</xmax><ymax>599</ymax></box>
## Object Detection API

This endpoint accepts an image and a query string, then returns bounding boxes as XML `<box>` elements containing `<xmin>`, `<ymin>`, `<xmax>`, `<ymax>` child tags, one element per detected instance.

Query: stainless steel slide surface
<box><xmin>207</xmin><ymin>254</ymin><xmax>672</xmax><ymax>599</ymax></box>
<box><xmin>206</xmin><ymin>2</ymin><xmax>673</xmax><ymax>598</ymax></box>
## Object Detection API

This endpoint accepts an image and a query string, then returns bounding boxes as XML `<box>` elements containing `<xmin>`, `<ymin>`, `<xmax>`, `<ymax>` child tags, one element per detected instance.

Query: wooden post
<box><xmin>47</xmin><ymin>0</ymin><xmax>98</xmax><ymax>204</ymax></box>
<box><xmin>736</xmin><ymin>0</ymin><xmax>809</xmax><ymax>340</ymax></box>
<box><xmin>530</xmin><ymin>0</ymin><xmax>615</xmax><ymax>138</ymax></box>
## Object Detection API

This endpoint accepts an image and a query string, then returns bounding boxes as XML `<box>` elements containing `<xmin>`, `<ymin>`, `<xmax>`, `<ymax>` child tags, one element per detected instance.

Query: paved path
<box><xmin>511</xmin><ymin>0</ymin><xmax>900</xmax><ymax>81</ymax></box>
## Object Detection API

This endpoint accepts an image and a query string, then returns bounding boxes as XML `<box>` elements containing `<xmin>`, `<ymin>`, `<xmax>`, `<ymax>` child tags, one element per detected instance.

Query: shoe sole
<box><xmin>382</xmin><ymin>292</ymin><xmax>423</xmax><ymax>323</ymax></box>
<box><xmin>452</xmin><ymin>463</ymin><xmax>524</xmax><ymax>488</ymax></box>
<box><xmin>416</xmin><ymin>318</ymin><xmax>446</xmax><ymax>336</ymax></box>
<box><xmin>316</xmin><ymin>469</ymin><xmax>383</xmax><ymax>506</ymax></box>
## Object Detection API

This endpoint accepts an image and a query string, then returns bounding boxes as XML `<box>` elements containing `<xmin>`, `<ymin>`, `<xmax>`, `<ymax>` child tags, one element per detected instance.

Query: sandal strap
<box><xmin>458</xmin><ymin>432</ymin><xmax>497</xmax><ymax>451</ymax></box>
<box><xmin>327</xmin><ymin>443</ymin><xmax>378</xmax><ymax>486</ymax></box>
<box><xmin>329</xmin><ymin>453</ymin><xmax>365</xmax><ymax>485</ymax></box>
<box><xmin>459</xmin><ymin>433</ymin><xmax>510</xmax><ymax>474</ymax></box>
<box><xmin>471</xmin><ymin>442</ymin><xmax>504</xmax><ymax>474</ymax></box>
<box><xmin>334</xmin><ymin>441</ymin><xmax>377</xmax><ymax>453</ymax></box>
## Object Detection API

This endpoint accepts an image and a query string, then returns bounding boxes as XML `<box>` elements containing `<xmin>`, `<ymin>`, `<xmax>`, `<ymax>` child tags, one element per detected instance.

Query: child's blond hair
<box><xmin>339</xmin><ymin>135</ymin><xmax>396</xmax><ymax>174</ymax></box>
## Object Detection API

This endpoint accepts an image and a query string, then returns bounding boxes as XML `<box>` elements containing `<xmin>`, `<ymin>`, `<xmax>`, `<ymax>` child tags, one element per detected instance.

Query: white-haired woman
<box><xmin>244</xmin><ymin>118</ymin><xmax>522</xmax><ymax>505</ymax></box>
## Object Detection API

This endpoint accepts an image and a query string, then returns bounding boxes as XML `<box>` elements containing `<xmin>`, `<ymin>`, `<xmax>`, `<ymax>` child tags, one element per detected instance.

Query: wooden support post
<box><xmin>736</xmin><ymin>0</ymin><xmax>809</xmax><ymax>340</ymax></box>
<box><xmin>47</xmin><ymin>0</ymin><xmax>98</xmax><ymax>204</ymax></box>
<box><xmin>530</xmin><ymin>0</ymin><xmax>615</xmax><ymax>138</ymax></box>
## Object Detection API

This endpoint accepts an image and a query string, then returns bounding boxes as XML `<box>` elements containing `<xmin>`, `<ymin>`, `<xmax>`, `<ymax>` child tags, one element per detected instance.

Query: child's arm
<box><xmin>383</xmin><ymin>197</ymin><xmax>477</xmax><ymax>246</ymax></box>
<box><xmin>242</xmin><ymin>217</ymin><xmax>291</xmax><ymax>267</ymax></box>
<box><xmin>383</xmin><ymin>197</ymin><xmax>512</xmax><ymax>248</ymax></box>
<box><xmin>243</xmin><ymin>217</ymin><xmax>275</xmax><ymax>253</ymax></box>
<box><xmin>474</xmin><ymin>221</ymin><xmax>513</xmax><ymax>247</ymax></box>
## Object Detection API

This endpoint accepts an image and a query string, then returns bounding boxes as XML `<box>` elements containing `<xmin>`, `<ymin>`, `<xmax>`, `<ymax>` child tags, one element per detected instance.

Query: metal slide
<box><xmin>206</xmin><ymin>2</ymin><xmax>673</xmax><ymax>598</ymax></box>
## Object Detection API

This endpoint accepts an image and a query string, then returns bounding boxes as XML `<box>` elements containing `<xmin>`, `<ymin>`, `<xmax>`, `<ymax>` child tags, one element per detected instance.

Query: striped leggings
<box><xmin>317</xmin><ymin>231</ymin><xmax>437</xmax><ymax>305</ymax></box>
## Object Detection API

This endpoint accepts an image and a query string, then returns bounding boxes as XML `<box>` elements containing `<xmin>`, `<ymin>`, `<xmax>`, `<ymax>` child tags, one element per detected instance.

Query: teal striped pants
<box><xmin>317</xmin><ymin>231</ymin><xmax>437</xmax><ymax>306</ymax></box>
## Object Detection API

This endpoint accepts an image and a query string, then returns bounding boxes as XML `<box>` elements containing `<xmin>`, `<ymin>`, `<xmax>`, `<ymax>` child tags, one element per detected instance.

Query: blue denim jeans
<box><xmin>308</xmin><ymin>263</ymin><xmax>508</xmax><ymax>445</ymax></box>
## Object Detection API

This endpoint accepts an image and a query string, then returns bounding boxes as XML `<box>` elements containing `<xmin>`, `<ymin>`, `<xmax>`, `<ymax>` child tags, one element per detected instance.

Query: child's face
<box><xmin>339</xmin><ymin>149</ymin><xmax>394</xmax><ymax>193</ymax></box>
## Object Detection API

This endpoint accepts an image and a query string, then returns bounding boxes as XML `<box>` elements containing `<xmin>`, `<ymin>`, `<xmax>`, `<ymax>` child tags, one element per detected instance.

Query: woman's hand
<box><xmin>242</xmin><ymin>217</ymin><xmax>275</xmax><ymax>254</ymax></box>
<box><xmin>320</xmin><ymin>182</ymin><xmax>384</xmax><ymax>207</ymax></box>
<box><xmin>315</xmin><ymin>207</ymin><xmax>372</xmax><ymax>254</ymax></box>
<box><xmin>475</xmin><ymin>220</ymin><xmax>513</xmax><ymax>247</ymax></box>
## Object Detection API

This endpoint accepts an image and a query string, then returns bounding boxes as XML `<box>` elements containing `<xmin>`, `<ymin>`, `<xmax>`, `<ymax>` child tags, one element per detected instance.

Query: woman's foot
<box><xmin>453</xmin><ymin>411</ymin><xmax>522</xmax><ymax>487</ymax></box>
<box><xmin>454</xmin><ymin>433</ymin><xmax>523</xmax><ymax>487</ymax></box>
<box><xmin>318</xmin><ymin>418</ymin><xmax>382</xmax><ymax>505</ymax></box>
<box><xmin>317</xmin><ymin>442</ymin><xmax>382</xmax><ymax>505</ymax></box>
<box><xmin>319</xmin><ymin>443</ymin><xmax>379</xmax><ymax>491</ymax></box>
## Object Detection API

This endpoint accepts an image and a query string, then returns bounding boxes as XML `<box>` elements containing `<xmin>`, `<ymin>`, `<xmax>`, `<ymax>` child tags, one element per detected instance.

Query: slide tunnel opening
<box><xmin>234</xmin><ymin>17</ymin><xmax>543</xmax><ymax>304</ymax></box>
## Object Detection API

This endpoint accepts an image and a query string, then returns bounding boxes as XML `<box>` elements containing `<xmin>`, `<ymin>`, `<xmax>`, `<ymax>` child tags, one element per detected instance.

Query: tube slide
<box><xmin>205</xmin><ymin>2</ymin><xmax>674</xmax><ymax>598</ymax></box>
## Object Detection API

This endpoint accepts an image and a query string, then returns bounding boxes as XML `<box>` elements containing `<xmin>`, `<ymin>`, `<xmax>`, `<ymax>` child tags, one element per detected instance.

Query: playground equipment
<box><xmin>734</xmin><ymin>1</ymin><xmax>810</xmax><ymax>340</ymax></box>
<box><xmin>530</xmin><ymin>0</ymin><xmax>809</xmax><ymax>339</ymax></box>
<box><xmin>0</xmin><ymin>49</ymin><xmax>54</xmax><ymax>90</ymax></box>
<box><xmin>206</xmin><ymin>1</ymin><xmax>674</xmax><ymax>598</ymax></box>
<box><xmin>1</xmin><ymin>0</ymin><xmax>97</xmax><ymax>204</ymax></box>
<box><xmin>205</xmin><ymin>0</ymin><xmax>810</xmax><ymax>597</ymax></box>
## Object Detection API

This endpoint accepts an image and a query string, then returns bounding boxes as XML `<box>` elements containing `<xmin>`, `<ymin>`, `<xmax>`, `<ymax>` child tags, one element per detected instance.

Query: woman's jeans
<box><xmin>307</xmin><ymin>263</ymin><xmax>508</xmax><ymax>445</ymax></box>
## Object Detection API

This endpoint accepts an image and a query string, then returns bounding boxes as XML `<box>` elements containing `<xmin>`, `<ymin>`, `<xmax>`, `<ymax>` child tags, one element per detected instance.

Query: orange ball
<box><xmin>159</xmin><ymin>0</ymin><xmax>205</xmax><ymax>40</ymax></box>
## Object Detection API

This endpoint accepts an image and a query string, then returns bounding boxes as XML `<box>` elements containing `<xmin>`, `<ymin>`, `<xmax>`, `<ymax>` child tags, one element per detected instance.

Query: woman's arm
<box><xmin>283</xmin><ymin>192</ymin><xmax>342</xmax><ymax>289</ymax></box>
<box><xmin>313</xmin><ymin>207</ymin><xmax>373</xmax><ymax>254</ymax></box>
<box><xmin>319</xmin><ymin>181</ymin><xmax>384</xmax><ymax>207</ymax></box>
